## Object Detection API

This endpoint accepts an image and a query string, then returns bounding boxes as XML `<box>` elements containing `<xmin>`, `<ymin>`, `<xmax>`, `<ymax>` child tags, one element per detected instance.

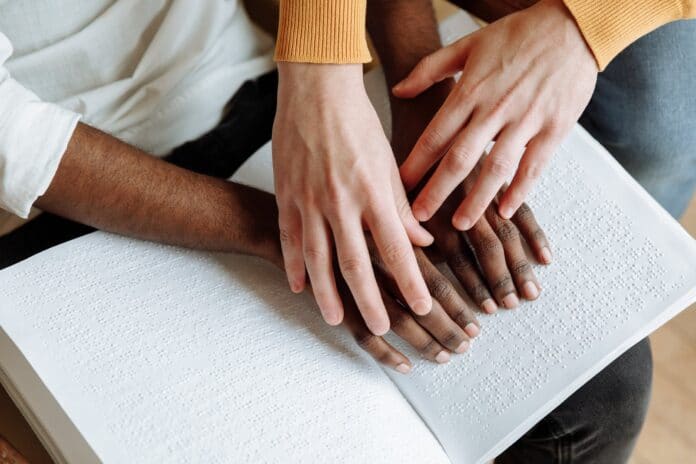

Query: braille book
<box><xmin>1</xmin><ymin>12</ymin><xmax>695</xmax><ymax>464</ymax></box>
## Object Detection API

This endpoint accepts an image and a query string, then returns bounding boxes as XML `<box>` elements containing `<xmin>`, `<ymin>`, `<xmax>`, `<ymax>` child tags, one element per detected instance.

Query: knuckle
<box><xmin>440</xmin><ymin>330</ymin><xmax>463</xmax><ymax>348</ymax></box>
<box><xmin>446</xmin><ymin>147</ymin><xmax>476</xmax><ymax>173</ymax></box>
<box><xmin>381</xmin><ymin>241</ymin><xmax>411</xmax><ymax>267</ymax></box>
<box><xmin>450</xmin><ymin>252</ymin><xmax>475</xmax><ymax>272</ymax></box>
<box><xmin>515</xmin><ymin>203</ymin><xmax>534</xmax><ymax>221</ymax></box>
<box><xmin>493</xmin><ymin>275</ymin><xmax>514</xmax><ymax>292</ymax></box>
<box><xmin>303</xmin><ymin>246</ymin><xmax>327</xmax><ymax>264</ymax></box>
<box><xmin>279</xmin><ymin>228</ymin><xmax>298</xmax><ymax>245</ymax></box>
<box><xmin>475</xmin><ymin>235</ymin><xmax>503</xmax><ymax>257</ymax></box>
<box><xmin>486</xmin><ymin>155</ymin><xmax>514</xmax><ymax>178</ymax></box>
<box><xmin>468</xmin><ymin>282</ymin><xmax>491</xmax><ymax>303</ymax></box>
<box><xmin>339</xmin><ymin>256</ymin><xmax>367</xmax><ymax>279</ymax></box>
<box><xmin>429</xmin><ymin>277</ymin><xmax>455</xmax><ymax>303</ymax></box>
<box><xmin>419</xmin><ymin>127</ymin><xmax>444</xmax><ymax>153</ymax></box>
<box><xmin>418</xmin><ymin>338</ymin><xmax>439</xmax><ymax>356</ymax></box>
<box><xmin>533</xmin><ymin>228</ymin><xmax>547</xmax><ymax>242</ymax></box>
<box><xmin>511</xmin><ymin>259</ymin><xmax>532</xmax><ymax>275</ymax></box>
<box><xmin>494</xmin><ymin>221</ymin><xmax>519</xmax><ymax>243</ymax></box>
<box><xmin>521</xmin><ymin>161</ymin><xmax>543</xmax><ymax>181</ymax></box>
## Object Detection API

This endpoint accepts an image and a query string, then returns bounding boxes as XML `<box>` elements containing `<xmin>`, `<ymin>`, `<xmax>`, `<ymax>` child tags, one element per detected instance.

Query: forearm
<box><xmin>35</xmin><ymin>123</ymin><xmax>281</xmax><ymax>266</ymax></box>
<box><xmin>366</xmin><ymin>0</ymin><xmax>442</xmax><ymax>87</ymax></box>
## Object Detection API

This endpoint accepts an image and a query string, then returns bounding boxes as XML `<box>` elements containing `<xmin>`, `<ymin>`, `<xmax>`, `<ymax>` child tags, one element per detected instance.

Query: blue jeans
<box><xmin>499</xmin><ymin>19</ymin><xmax>696</xmax><ymax>464</ymax></box>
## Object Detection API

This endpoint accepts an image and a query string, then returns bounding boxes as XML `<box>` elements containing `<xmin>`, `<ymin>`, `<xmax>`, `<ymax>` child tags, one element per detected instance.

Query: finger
<box><xmin>466</xmin><ymin>217</ymin><xmax>519</xmax><ymax>309</ymax></box>
<box><xmin>302</xmin><ymin>213</ymin><xmax>344</xmax><ymax>326</ymax></box>
<box><xmin>367</xmin><ymin>204</ymin><xmax>432</xmax><ymax>317</ymax></box>
<box><xmin>392</xmin><ymin>38</ymin><xmax>470</xmax><ymax>99</ymax></box>
<box><xmin>411</xmin><ymin>118</ymin><xmax>495</xmax><ymax>221</ymax></box>
<box><xmin>442</xmin><ymin>235</ymin><xmax>498</xmax><ymax>314</ymax></box>
<box><xmin>342</xmin><ymin>300</ymin><xmax>411</xmax><ymax>374</ymax></box>
<box><xmin>278</xmin><ymin>204</ymin><xmax>306</xmax><ymax>293</ymax></box>
<box><xmin>452</xmin><ymin>132</ymin><xmax>527</xmax><ymax>230</ymax></box>
<box><xmin>485</xmin><ymin>207</ymin><xmax>541</xmax><ymax>301</ymax></box>
<box><xmin>415</xmin><ymin>250</ymin><xmax>481</xmax><ymax>343</ymax></box>
<box><xmin>390</xmin><ymin>168</ymin><xmax>434</xmax><ymax>247</ymax></box>
<box><xmin>383</xmin><ymin>289</ymin><xmax>451</xmax><ymax>364</ymax></box>
<box><xmin>399</xmin><ymin>92</ymin><xmax>475</xmax><ymax>193</ymax></box>
<box><xmin>498</xmin><ymin>130</ymin><xmax>560</xmax><ymax>219</ymax></box>
<box><xmin>331</xmin><ymin>215</ymin><xmax>390</xmax><ymax>336</ymax></box>
<box><xmin>510</xmin><ymin>202</ymin><xmax>552</xmax><ymax>264</ymax></box>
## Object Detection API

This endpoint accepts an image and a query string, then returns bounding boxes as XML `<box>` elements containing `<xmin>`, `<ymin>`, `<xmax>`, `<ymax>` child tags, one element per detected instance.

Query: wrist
<box><xmin>277</xmin><ymin>62</ymin><xmax>364</xmax><ymax>95</ymax></box>
<box><xmin>220</xmin><ymin>183</ymin><xmax>283</xmax><ymax>269</ymax></box>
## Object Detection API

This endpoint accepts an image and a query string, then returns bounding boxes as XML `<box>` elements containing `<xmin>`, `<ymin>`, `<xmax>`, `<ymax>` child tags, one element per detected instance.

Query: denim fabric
<box><xmin>501</xmin><ymin>19</ymin><xmax>696</xmax><ymax>464</ymax></box>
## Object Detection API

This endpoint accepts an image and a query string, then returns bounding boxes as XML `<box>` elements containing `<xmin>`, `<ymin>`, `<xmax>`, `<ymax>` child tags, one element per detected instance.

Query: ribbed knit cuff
<box><xmin>563</xmin><ymin>0</ymin><xmax>686</xmax><ymax>70</ymax></box>
<box><xmin>274</xmin><ymin>0</ymin><xmax>372</xmax><ymax>64</ymax></box>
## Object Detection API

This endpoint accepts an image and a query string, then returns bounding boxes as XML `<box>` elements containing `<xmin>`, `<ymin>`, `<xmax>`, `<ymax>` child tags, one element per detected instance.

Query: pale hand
<box><xmin>273</xmin><ymin>62</ymin><xmax>434</xmax><ymax>335</ymax></box>
<box><xmin>394</xmin><ymin>0</ymin><xmax>597</xmax><ymax>229</ymax></box>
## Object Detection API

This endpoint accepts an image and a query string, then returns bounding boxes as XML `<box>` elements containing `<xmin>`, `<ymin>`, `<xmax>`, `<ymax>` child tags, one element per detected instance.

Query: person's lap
<box><xmin>1</xmin><ymin>18</ymin><xmax>694</xmax><ymax>464</ymax></box>
<box><xmin>502</xmin><ymin>19</ymin><xmax>696</xmax><ymax>463</ymax></box>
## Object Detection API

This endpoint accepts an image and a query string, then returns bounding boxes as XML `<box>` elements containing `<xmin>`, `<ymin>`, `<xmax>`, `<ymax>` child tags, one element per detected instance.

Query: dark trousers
<box><xmin>0</xmin><ymin>64</ymin><xmax>654</xmax><ymax>463</ymax></box>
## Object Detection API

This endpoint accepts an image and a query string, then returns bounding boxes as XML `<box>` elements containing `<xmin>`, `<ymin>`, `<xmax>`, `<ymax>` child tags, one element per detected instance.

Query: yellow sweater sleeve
<box><xmin>563</xmin><ymin>0</ymin><xmax>696</xmax><ymax>70</ymax></box>
<box><xmin>274</xmin><ymin>0</ymin><xmax>371</xmax><ymax>64</ymax></box>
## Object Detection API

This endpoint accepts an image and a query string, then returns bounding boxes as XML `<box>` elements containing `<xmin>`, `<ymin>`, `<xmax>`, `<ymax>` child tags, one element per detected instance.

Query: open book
<box><xmin>2</xmin><ymin>12</ymin><xmax>696</xmax><ymax>464</ymax></box>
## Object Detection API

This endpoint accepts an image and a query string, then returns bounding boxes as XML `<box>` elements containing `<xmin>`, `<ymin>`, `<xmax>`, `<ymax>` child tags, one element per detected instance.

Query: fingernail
<box><xmin>412</xmin><ymin>298</ymin><xmax>432</xmax><ymax>315</ymax></box>
<box><xmin>413</xmin><ymin>204</ymin><xmax>429</xmax><ymax>222</ymax></box>
<box><xmin>540</xmin><ymin>247</ymin><xmax>552</xmax><ymax>264</ymax></box>
<box><xmin>395</xmin><ymin>363</ymin><xmax>411</xmax><ymax>374</ymax></box>
<box><xmin>481</xmin><ymin>299</ymin><xmax>497</xmax><ymax>314</ymax></box>
<box><xmin>435</xmin><ymin>351</ymin><xmax>451</xmax><ymax>364</ymax></box>
<box><xmin>392</xmin><ymin>82</ymin><xmax>404</xmax><ymax>93</ymax></box>
<box><xmin>524</xmin><ymin>281</ymin><xmax>540</xmax><ymax>300</ymax></box>
<box><xmin>455</xmin><ymin>340</ymin><xmax>470</xmax><ymax>353</ymax></box>
<box><xmin>499</xmin><ymin>205</ymin><xmax>513</xmax><ymax>219</ymax></box>
<box><xmin>502</xmin><ymin>293</ymin><xmax>519</xmax><ymax>309</ymax></box>
<box><xmin>465</xmin><ymin>323</ymin><xmax>480</xmax><ymax>338</ymax></box>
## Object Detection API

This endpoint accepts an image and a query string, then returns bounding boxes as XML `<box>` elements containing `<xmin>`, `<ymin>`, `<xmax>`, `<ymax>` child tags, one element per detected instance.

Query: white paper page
<box><xmin>0</xmin><ymin>236</ymin><xmax>449</xmax><ymax>464</ymax></box>
<box><xmin>229</xmin><ymin>12</ymin><xmax>696</xmax><ymax>463</ymax></box>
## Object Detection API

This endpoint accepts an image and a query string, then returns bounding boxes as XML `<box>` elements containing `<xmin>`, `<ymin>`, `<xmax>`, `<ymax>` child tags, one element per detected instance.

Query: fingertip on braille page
<box><xmin>502</xmin><ymin>293</ymin><xmax>519</xmax><ymax>309</ymax></box>
<box><xmin>395</xmin><ymin>363</ymin><xmax>411</xmax><ymax>374</ymax></box>
<box><xmin>465</xmin><ymin>323</ymin><xmax>480</xmax><ymax>338</ymax></box>
<box><xmin>540</xmin><ymin>247</ymin><xmax>553</xmax><ymax>264</ymax></box>
<box><xmin>435</xmin><ymin>351</ymin><xmax>451</xmax><ymax>364</ymax></box>
<box><xmin>523</xmin><ymin>281</ymin><xmax>540</xmax><ymax>300</ymax></box>
<box><xmin>481</xmin><ymin>299</ymin><xmax>497</xmax><ymax>314</ymax></box>
<box><xmin>455</xmin><ymin>340</ymin><xmax>470</xmax><ymax>354</ymax></box>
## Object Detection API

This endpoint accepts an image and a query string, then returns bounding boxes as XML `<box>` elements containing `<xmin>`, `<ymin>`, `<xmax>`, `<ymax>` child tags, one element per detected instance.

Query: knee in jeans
<box><xmin>595</xmin><ymin>339</ymin><xmax>653</xmax><ymax>438</ymax></box>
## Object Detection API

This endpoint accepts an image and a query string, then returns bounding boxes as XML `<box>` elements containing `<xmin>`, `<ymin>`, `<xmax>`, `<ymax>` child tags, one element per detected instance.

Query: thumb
<box><xmin>392</xmin><ymin>39</ymin><xmax>469</xmax><ymax>99</ymax></box>
<box><xmin>391</xmin><ymin>169</ymin><xmax>434</xmax><ymax>247</ymax></box>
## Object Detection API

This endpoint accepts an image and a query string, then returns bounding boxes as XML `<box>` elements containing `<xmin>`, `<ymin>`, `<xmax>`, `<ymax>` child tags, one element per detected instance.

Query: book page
<box><xmin>0</xmin><ymin>235</ymin><xmax>449</xmax><ymax>463</ymax></box>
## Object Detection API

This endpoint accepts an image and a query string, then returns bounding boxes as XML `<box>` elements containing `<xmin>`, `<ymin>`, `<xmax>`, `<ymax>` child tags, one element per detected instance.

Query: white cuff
<box><xmin>0</xmin><ymin>78</ymin><xmax>81</xmax><ymax>218</ymax></box>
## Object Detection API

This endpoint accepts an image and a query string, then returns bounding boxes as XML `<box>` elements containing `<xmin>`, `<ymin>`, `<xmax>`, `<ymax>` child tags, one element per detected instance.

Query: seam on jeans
<box><xmin>545</xmin><ymin>414</ymin><xmax>573</xmax><ymax>463</ymax></box>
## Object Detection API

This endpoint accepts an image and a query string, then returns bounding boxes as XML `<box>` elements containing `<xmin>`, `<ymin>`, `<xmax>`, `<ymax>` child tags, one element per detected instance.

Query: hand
<box><xmin>239</xmin><ymin>187</ymin><xmax>479</xmax><ymax>372</ymax></box>
<box><xmin>344</xmin><ymin>244</ymin><xmax>481</xmax><ymax>373</ymax></box>
<box><xmin>273</xmin><ymin>62</ymin><xmax>434</xmax><ymax>336</ymax></box>
<box><xmin>390</xmin><ymin>81</ymin><xmax>551</xmax><ymax>314</ymax></box>
<box><xmin>393</xmin><ymin>0</ymin><xmax>597</xmax><ymax>229</ymax></box>
<box><xmin>424</xmin><ymin>173</ymin><xmax>551</xmax><ymax>312</ymax></box>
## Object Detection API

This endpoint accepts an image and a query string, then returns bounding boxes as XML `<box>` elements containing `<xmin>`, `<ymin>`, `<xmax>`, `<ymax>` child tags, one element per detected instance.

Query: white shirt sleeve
<box><xmin>0</xmin><ymin>33</ymin><xmax>80</xmax><ymax>218</ymax></box>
